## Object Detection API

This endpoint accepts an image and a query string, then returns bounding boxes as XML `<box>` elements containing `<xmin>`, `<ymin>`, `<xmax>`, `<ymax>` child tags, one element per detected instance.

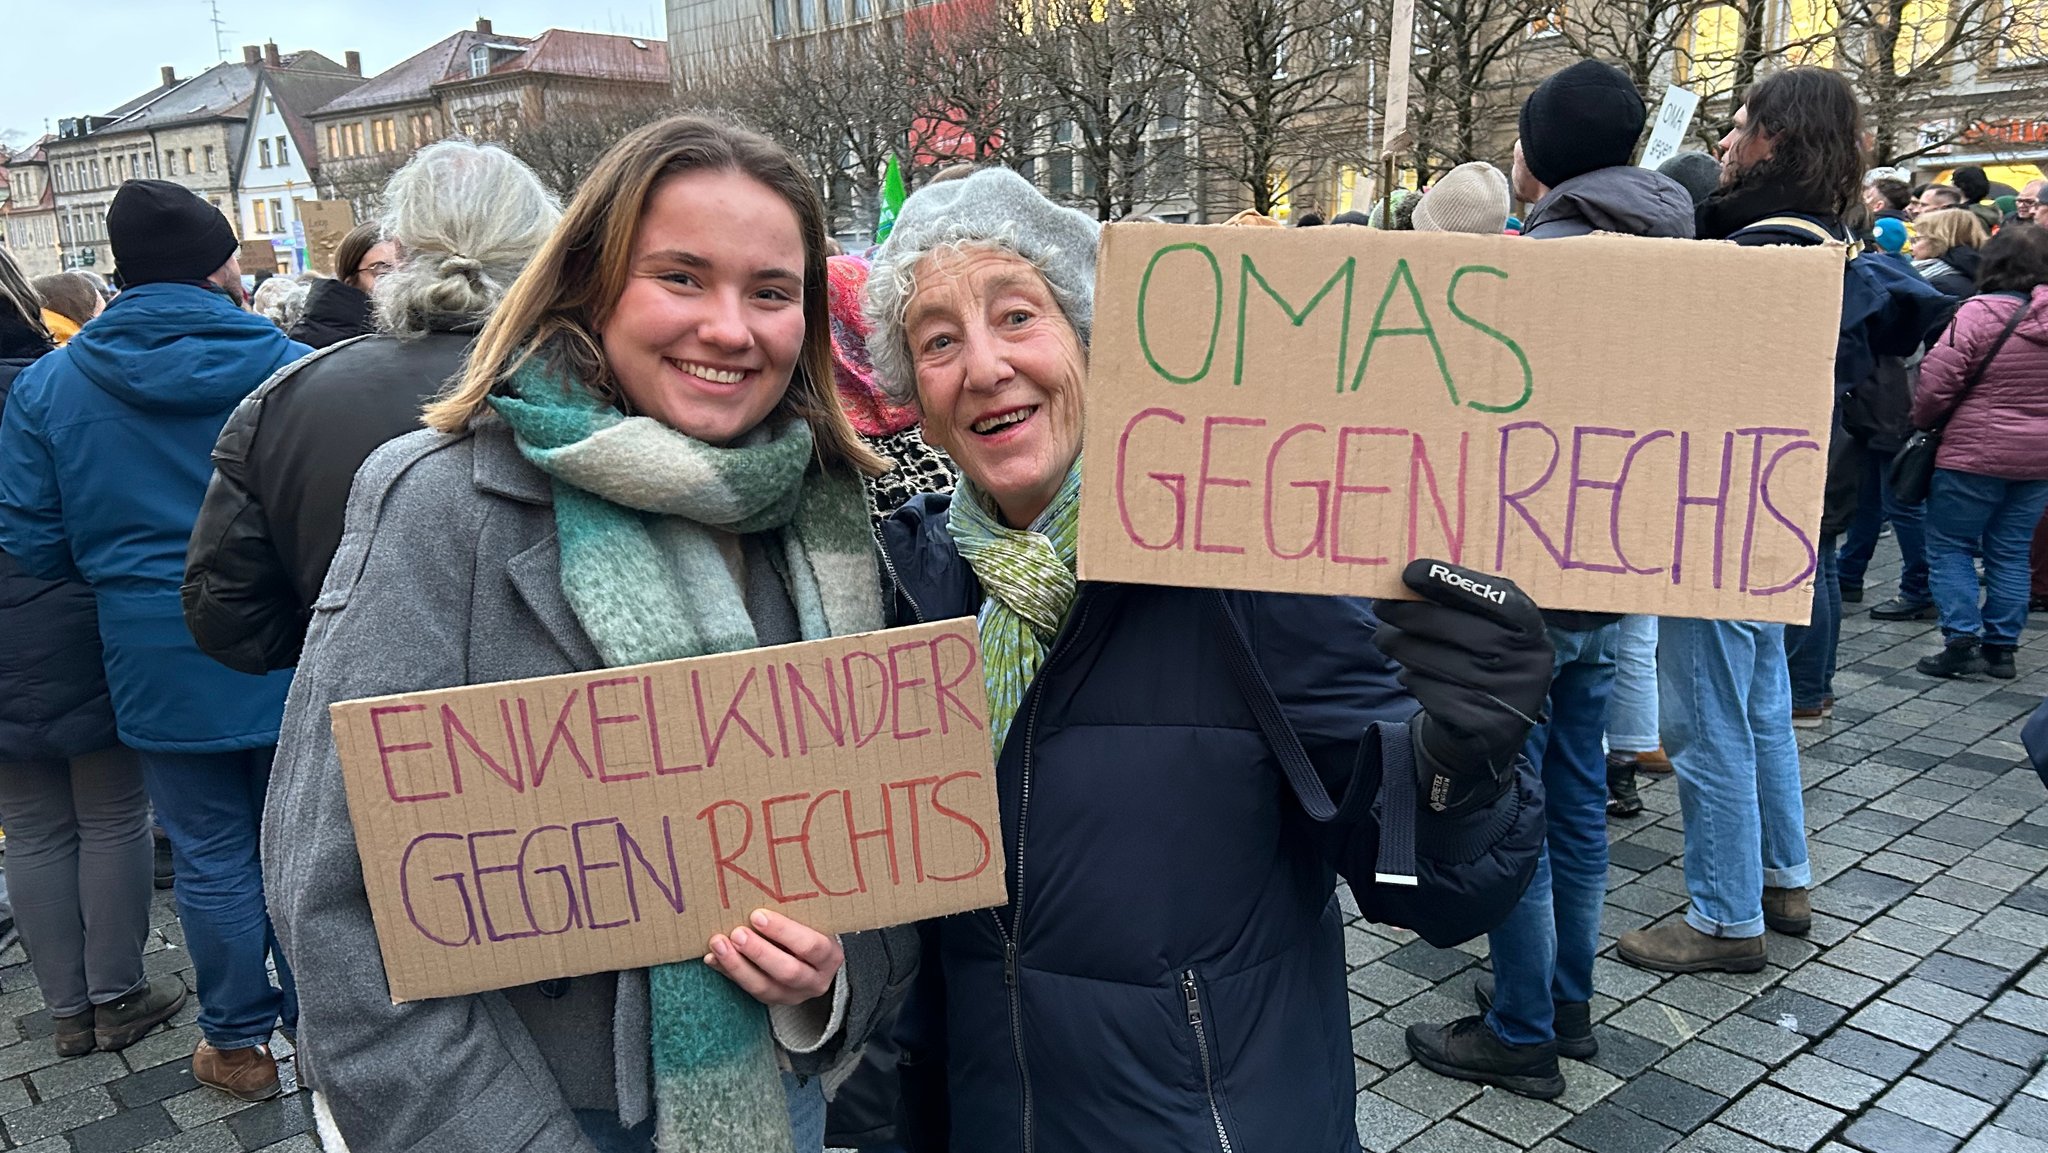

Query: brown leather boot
<box><xmin>192</xmin><ymin>1040</ymin><xmax>281</xmax><ymax>1102</ymax></box>
<box><xmin>1763</xmin><ymin>886</ymin><xmax>1812</xmax><ymax>936</ymax></box>
<box><xmin>1617</xmin><ymin>918</ymin><xmax>1766</xmax><ymax>974</ymax></box>
<box><xmin>53</xmin><ymin>1011</ymin><xmax>94</xmax><ymax>1058</ymax></box>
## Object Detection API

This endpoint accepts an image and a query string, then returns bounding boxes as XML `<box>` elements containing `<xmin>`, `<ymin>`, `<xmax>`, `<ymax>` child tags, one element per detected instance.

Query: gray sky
<box><xmin>3</xmin><ymin>0</ymin><xmax>668</xmax><ymax>150</ymax></box>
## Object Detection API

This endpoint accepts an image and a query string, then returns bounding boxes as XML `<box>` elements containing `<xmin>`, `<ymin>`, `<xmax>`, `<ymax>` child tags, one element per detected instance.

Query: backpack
<box><xmin>1729</xmin><ymin>214</ymin><xmax>1956</xmax><ymax>394</ymax></box>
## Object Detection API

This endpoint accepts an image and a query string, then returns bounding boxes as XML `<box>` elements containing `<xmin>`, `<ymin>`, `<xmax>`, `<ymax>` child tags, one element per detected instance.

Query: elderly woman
<box><xmin>186</xmin><ymin>141</ymin><xmax>560</xmax><ymax>675</ymax></box>
<box><xmin>864</xmin><ymin>168</ymin><xmax>1549</xmax><ymax>1151</ymax></box>
<box><xmin>265</xmin><ymin>117</ymin><xmax>915</xmax><ymax>1153</ymax></box>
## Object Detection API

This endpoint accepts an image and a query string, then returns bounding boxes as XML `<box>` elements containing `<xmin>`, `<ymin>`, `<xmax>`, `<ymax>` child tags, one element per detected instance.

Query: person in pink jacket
<box><xmin>1912</xmin><ymin>224</ymin><xmax>2048</xmax><ymax>680</ymax></box>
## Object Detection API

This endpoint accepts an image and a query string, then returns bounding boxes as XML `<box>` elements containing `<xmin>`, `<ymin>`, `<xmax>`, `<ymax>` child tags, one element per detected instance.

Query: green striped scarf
<box><xmin>949</xmin><ymin>462</ymin><xmax>1084</xmax><ymax>756</ymax></box>
<box><xmin>490</xmin><ymin>362</ymin><xmax>881</xmax><ymax>1153</ymax></box>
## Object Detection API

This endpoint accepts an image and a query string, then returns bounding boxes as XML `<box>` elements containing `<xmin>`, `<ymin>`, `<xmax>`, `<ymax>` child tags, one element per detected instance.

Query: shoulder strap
<box><xmin>1737</xmin><ymin>215</ymin><xmax>1853</xmax><ymax>255</ymax></box>
<box><xmin>1948</xmin><ymin>297</ymin><xmax>2034</xmax><ymax>419</ymax></box>
<box><xmin>1207</xmin><ymin>591</ymin><xmax>1419</xmax><ymax>885</ymax></box>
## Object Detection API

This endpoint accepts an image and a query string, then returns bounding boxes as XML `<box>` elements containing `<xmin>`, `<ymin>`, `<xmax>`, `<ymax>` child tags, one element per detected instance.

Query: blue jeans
<box><xmin>138</xmin><ymin>748</ymin><xmax>296</xmax><ymax>1047</ymax></box>
<box><xmin>1925</xmin><ymin>469</ymin><xmax>2048</xmax><ymax>647</ymax></box>
<box><xmin>1606</xmin><ymin>616</ymin><xmax>1659</xmax><ymax>753</ymax></box>
<box><xmin>1837</xmin><ymin>448</ymin><xmax>1886</xmax><ymax>592</ymax></box>
<box><xmin>576</xmin><ymin>1071</ymin><xmax>828</xmax><ymax>1151</ymax></box>
<box><xmin>1840</xmin><ymin>461</ymin><xmax>1931</xmax><ymax>605</ymax></box>
<box><xmin>1786</xmin><ymin>539</ymin><xmax>1840</xmax><ymax>710</ymax></box>
<box><xmin>1486</xmin><ymin>623</ymin><xmax>1617</xmax><ymax>1046</ymax></box>
<box><xmin>1658</xmin><ymin>620</ymin><xmax>1811</xmax><ymax>938</ymax></box>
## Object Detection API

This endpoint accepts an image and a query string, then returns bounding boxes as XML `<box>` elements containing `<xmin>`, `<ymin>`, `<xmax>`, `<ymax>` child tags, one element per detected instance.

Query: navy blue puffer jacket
<box><xmin>0</xmin><ymin>327</ymin><xmax>118</xmax><ymax>763</ymax></box>
<box><xmin>879</xmin><ymin>495</ymin><xmax>1540</xmax><ymax>1153</ymax></box>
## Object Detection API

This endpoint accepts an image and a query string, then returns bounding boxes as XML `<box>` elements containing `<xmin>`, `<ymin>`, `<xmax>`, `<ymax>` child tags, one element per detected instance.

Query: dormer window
<box><xmin>470</xmin><ymin>45</ymin><xmax>491</xmax><ymax>77</ymax></box>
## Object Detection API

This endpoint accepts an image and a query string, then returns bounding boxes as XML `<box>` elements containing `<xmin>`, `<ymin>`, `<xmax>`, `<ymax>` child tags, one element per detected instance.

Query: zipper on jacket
<box><xmin>992</xmin><ymin>595</ymin><xmax>1092</xmax><ymax>1153</ymax></box>
<box><xmin>873</xmin><ymin>526</ymin><xmax>927</xmax><ymax>625</ymax></box>
<box><xmin>1182</xmin><ymin>970</ymin><xmax>1236</xmax><ymax>1153</ymax></box>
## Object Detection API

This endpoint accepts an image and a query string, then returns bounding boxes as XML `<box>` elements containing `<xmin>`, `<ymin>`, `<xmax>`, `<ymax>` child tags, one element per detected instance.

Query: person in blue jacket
<box><xmin>862</xmin><ymin>167</ymin><xmax>1551</xmax><ymax>1152</ymax></box>
<box><xmin>0</xmin><ymin>180</ymin><xmax>305</xmax><ymax>1102</ymax></box>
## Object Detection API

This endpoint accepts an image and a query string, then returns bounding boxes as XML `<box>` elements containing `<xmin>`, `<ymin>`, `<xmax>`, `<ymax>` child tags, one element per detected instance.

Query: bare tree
<box><xmin>1401</xmin><ymin>0</ymin><xmax>1558</xmax><ymax>177</ymax></box>
<box><xmin>503</xmin><ymin>99</ymin><xmax>680</xmax><ymax>199</ymax></box>
<box><xmin>902</xmin><ymin>0</ymin><xmax>1040</xmax><ymax>174</ymax></box>
<box><xmin>1166</xmin><ymin>0</ymin><xmax>1372</xmax><ymax>215</ymax></box>
<box><xmin>1833</xmin><ymin>0</ymin><xmax>2024</xmax><ymax>165</ymax></box>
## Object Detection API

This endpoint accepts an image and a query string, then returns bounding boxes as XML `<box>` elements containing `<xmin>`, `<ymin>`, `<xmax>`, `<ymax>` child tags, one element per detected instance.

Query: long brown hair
<box><xmin>426</xmin><ymin>116</ymin><xmax>883</xmax><ymax>477</ymax></box>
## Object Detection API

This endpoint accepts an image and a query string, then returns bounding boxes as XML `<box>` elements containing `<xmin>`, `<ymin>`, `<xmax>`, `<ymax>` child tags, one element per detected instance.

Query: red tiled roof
<box><xmin>440</xmin><ymin>28</ymin><xmax>670</xmax><ymax>87</ymax></box>
<box><xmin>314</xmin><ymin>29</ymin><xmax>532</xmax><ymax>116</ymax></box>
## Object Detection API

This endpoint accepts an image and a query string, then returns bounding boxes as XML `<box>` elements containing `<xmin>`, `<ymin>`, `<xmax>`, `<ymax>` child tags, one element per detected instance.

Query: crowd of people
<box><xmin>0</xmin><ymin>52</ymin><xmax>2041</xmax><ymax>1153</ymax></box>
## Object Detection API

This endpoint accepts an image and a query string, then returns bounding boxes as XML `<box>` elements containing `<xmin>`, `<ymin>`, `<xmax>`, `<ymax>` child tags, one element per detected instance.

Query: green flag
<box><xmin>876</xmin><ymin>154</ymin><xmax>907</xmax><ymax>243</ymax></box>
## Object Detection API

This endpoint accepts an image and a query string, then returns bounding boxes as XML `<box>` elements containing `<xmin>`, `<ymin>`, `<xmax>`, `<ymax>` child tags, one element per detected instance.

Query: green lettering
<box><xmin>1234</xmin><ymin>256</ymin><xmax>1354</xmax><ymax>392</ymax></box>
<box><xmin>1137</xmin><ymin>243</ymin><xmax>1222</xmax><ymax>384</ymax></box>
<box><xmin>1351</xmin><ymin>259</ymin><xmax>1455</xmax><ymax>404</ymax></box>
<box><xmin>1446</xmin><ymin>266</ymin><xmax>1534</xmax><ymax>414</ymax></box>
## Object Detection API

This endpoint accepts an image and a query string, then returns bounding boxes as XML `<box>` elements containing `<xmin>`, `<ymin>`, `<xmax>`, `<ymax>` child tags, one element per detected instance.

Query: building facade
<box><xmin>235</xmin><ymin>60</ymin><xmax>368</xmax><ymax>275</ymax></box>
<box><xmin>1</xmin><ymin>139</ymin><xmax>61</xmax><ymax>279</ymax></box>
<box><xmin>45</xmin><ymin>47</ymin><xmax>359</xmax><ymax>277</ymax></box>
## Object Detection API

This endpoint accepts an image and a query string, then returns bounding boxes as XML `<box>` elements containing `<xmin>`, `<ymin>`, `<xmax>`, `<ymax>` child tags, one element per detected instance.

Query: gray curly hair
<box><xmin>373</xmin><ymin>140</ymin><xmax>562</xmax><ymax>339</ymax></box>
<box><xmin>862</xmin><ymin>166</ymin><xmax>1101</xmax><ymax>407</ymax></box>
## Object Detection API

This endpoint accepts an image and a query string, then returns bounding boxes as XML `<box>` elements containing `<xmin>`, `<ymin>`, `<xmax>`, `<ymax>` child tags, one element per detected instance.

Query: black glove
<box><xmin>1372</xmin><ymin>559</ymin><xmax>1553</xmax><ymax>816</ymax></box>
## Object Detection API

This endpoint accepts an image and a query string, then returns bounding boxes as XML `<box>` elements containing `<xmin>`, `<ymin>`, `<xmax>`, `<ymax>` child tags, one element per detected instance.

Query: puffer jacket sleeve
<box><xmin>0</xmin><ymin>372</ymin><xmax>81</xmax><ymax>583</ymax></box>
<box><xmin>1238</xmin><ymin>591</ymin><xmax>1542</xmax><ymax>947</ymax></box>
<box><xmin>1913</xmin><ymin>298</ymin><xmax>1994</xmax><ymax>430</ymax></box>
<box><xmin>184</xmin><ymin>387</ymin><xmax>307</xmax><ymax>674</ymax></box>
<box><xmin>263</xmin><ymin>438</ymin><xmax>596</xmax><ymax>1153</ymax></box>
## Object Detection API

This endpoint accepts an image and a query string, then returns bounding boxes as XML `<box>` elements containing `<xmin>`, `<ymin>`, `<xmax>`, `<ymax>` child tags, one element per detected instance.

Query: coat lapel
<box><xmin>471</xmin><ymin>420</ymin><xmax>603</xmax><ymax>670</ymax></box>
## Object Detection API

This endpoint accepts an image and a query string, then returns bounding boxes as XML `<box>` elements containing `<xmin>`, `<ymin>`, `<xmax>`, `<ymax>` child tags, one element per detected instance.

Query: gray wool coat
<box><xmin>263</xmin><ymin>419</ymin><xmax>919</xmax><ymax>1153</ymax></box>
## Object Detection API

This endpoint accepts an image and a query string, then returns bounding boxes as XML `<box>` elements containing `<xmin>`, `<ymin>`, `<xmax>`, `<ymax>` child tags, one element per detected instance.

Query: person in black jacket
<box><xmin>0</xmin><ymin>248</ymin><xmax>187</xmax><ymax>1060</ymax></box>
<box><xmin>863</xmin><ymin>165</ymin><xmax>1548</xmax><ymax>1153</ymax></box>
<box><xmin>183</xmin><ymin>141</ymin><xmax>560</xmax><ymax>673</ymax></box>
<box><xmin>1913</xmin><ymin>207</ymin><xmax>1988</xmax><ymax>299</ymax></box>
<box><xmin>286</xmin><ymin>223</ymin><xmax>395</xmax><ymax>350</ymax></box>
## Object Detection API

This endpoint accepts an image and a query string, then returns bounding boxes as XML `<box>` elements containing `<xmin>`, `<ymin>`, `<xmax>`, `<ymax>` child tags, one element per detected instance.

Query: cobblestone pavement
<box><xmin>1346</xmin><ymin>550</ymin><xmax>2048</xmax><ymax>1153</ymax></box>
<box><xmin>2</xmin><ymin>552</ymin><xmax>2046</xmax><ymax>1153</ymax></box>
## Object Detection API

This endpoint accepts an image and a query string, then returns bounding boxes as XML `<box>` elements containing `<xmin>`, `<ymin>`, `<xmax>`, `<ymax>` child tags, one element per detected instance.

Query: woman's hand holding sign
<box><xmin>706</xmin><ymin>909</ymin><xmax>846</xmax><ymax>1005</ymax></box>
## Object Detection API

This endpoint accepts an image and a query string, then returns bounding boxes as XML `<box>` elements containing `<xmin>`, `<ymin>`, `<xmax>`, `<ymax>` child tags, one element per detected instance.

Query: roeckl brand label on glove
<box><xmin>1425</xmin><ymin>563</ymin><xmax>1508</xmax><ymax>606</ymax></box>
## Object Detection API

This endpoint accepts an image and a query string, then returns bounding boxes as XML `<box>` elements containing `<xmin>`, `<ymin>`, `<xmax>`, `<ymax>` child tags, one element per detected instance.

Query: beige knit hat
<box><xmin>1413</xmin><ymin>162</ymin><xmax>1512</xmax><ymax>235</ymax></box>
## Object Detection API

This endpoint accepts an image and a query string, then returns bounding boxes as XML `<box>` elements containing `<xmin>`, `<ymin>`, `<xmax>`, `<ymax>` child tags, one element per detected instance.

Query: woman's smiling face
<box><xmin>601</xmin><ymin>168</ymin><xmax>808</xmax><ymax>444</ymax></box>
<box><xmin>904</xmin><ymin>246</ymin><xmax>1087</xmax><ymax>528</ymax></box>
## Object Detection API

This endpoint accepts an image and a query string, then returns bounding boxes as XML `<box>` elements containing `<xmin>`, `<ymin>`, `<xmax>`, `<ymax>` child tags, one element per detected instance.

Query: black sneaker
<box><xmin>1918</xmin><ymin>638</ymin><xmax>1987</xmax><ymax>679</ymax></box>
<box><xmin>1406</xmin><ymin>1015</ymin><xmax>1565</xmax><ymax>1099</ymax></box>
<box><xmin>94</xmin><ymin>976</ymin><xmax>186</xmax><ymax>1052</ymax></box>
<box><xmin>1983</xmin><ymin>643</ymin><xmax>2017</xmax><ymax>680</ymax></box>
<box><xmin>1870</xmin><ymin>597</ymin><xmax>1937</xmax><ymax>621</ymax></box>
<box><xmin>1474</xmin><ymin>975</ymin><xmax>1597</xmax><ymax>1060</ymax></box>
<box><xmin>1841</xmin><ymin>583</ymin><xmax>1864</xmax><ymax>604</ymax></box>
<box><xmin>1605</xmin><ymin>754</ymin><xmax>1643</xmax><ymax>820</ymax></box>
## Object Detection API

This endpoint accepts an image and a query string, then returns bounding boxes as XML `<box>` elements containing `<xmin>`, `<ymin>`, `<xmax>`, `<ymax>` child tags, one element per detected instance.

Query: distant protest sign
<box><xmin>1077</xmin><ymin>223</ymin><xmax>1843</xmax><ymax>623</ymax></box>
<box><xmin>330</xmin><ymin>620</ymin><xmax>1003</xmax><ymax>1003</ymax></box>
<box><xmin>299</xmin><ymin>200</ymin><xmax>355</xmax><ymax>275</ymax></box>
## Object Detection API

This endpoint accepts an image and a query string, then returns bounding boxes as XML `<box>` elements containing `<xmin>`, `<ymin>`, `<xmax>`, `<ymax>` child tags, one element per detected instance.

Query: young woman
<box><xmin>265</xmin><ymin>117</ymin><xmax>916</xmax><ymax>1153</ymax></box>
<box><xmin>1913</xmin><ymin>225</ymin><xmax>2048</xmax><ymax>680</ymax></box>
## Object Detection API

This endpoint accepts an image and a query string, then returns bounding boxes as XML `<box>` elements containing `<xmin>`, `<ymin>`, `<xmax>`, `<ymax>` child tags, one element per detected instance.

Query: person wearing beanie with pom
<box><xmin>1414</xmin><ymin>162</ymin><xmax>1511</xmax><ymax>234</ymax></box>
<box><xmin>1407</xmin><ymin>58</ymin><xmax>1695</xmax><ymax>1102</ymax></box>
<box><xmin>0</xmin><ymin>179</ymin><xmax>307</xmax><ymax>1099</ymax></box>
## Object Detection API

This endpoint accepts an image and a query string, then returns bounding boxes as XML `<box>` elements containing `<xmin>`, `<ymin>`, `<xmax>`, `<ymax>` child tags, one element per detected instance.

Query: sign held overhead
<box><xmin>1077</xmin><ymin>223</ymin><xmax>1843</xmax><ymax>623</ymax></box>
<box><xmin>329</xmin><ymin>620</ymin><xmax>1005</xmax><ymax>1003</ymax></box>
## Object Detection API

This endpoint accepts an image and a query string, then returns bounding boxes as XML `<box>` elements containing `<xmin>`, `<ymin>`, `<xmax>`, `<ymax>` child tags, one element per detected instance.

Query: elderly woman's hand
<box><xmin>705</xmin><ymin>909</ymin><xmax>844</xmax><ymax>1005</ymax></box>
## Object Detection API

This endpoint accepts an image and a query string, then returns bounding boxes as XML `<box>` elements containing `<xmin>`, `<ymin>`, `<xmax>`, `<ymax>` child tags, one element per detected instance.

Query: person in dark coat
<box><xmin>861</xmin><ymin>166</ymin><xmax>1549</xmax><ymax>1153</ymax></box>
<box><xmin>0</xmin><ymin>179</ymin><xmax>306</xmax><ymax>1102</ymax></box>
<box><xmin>286</xmin><ymin>222</ymin><xmax>394</xmax><ymax>349</ymax></box>
<box><xmin>184</xmin><ymin>141</ymin><xmax>560</xmax><ymax>674</ymax></box>
<box><xmin>1407</xmin><ymin>58</ymin><xmax>1693</xmax><ymax>1101</ymax></box>
<box><xmin>1912</xmin><ymin>207</ymin><xmax>1989</xmax><ymax>299</ymax></box>
<box><xmin>0</xmin><ymin>249</ymin><xmax>185</xmax><ymax>1062</ymax></box>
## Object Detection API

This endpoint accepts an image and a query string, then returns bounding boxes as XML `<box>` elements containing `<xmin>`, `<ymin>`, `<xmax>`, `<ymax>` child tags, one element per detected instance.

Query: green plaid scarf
<box><xmin>949</xmin><ymin>462</ymin><xmax>1084</xmax><ymax>757</ymax></box>
<box><xmin>490</xmin><ymin>362</ymin><xmax>881</xmax><ymax>1153</ymax></box>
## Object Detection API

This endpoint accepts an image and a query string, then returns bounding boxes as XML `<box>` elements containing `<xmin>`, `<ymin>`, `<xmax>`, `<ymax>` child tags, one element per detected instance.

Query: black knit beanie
<box><xmin>107</xmin><ymin>180</ymin><xmax>239</xmax><ymax>286</ymax></box>
<box><xmin>1518</xmin><ymin>61</ymin><xmax>1647</xmax><ymax>190</ymax></box>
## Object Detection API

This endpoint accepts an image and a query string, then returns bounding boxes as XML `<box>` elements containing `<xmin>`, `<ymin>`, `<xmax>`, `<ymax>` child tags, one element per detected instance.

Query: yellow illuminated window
<box><xmin>1679</xmin><ymin>3</ymin><xmax>1742</xmax><ymax>93</ymax></box>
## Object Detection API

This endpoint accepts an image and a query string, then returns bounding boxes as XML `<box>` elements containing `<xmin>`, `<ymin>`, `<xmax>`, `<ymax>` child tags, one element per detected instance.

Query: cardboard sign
<box><xmin>1077</xmin><ymin>224</ymin><xmax>1842</xmax><ymax>623</ymax></box>
<box><xmin>329</xmin><ymin>620</ymin><xmax>1004</xmax><ymax>1003</ymax></box>
<box><xmin>299</xmin><ymin>200</ymin><xmax>355</xmax><ymax>275</ymax></box>
<box><xmin>237</xmin><ymin>238</ymin><xmax>282</xmax><ymax>276</ymax></box>
<box><xmin>1640</xmin><ymin>85</ymin><xmax>1704</xmax><ymax>169</ymax></box>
